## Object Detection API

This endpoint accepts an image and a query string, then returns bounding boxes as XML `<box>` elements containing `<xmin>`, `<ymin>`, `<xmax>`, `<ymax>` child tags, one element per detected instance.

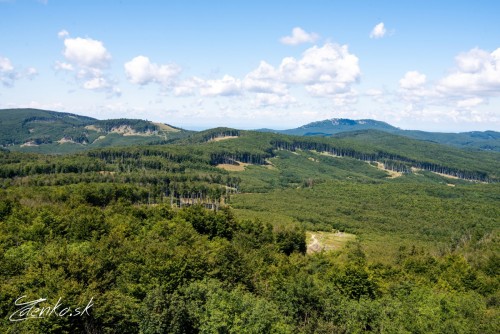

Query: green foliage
<box><xmin>178</xmin><ymin>205</ymin><xmax>237</xmax><ymax>240</ymax></box>
<box><xmin>0</xmin><ymin>108</ymin><xmax>191</xmax><ymax>153</ymax></box>
<box><xmin>230</xmin><ymin>181</ymin><xmax>500</xmax><ymax>261</ymax></box>
<box><xmin>263</xmin><ymin>118</ymin><xmax>500</xmax><ymax>151</ymax></box>
<box><xmin>274</xmin><ymin>224</ymin><xmax>307</xmax><ymax>255</ymax></box>
<box><xmin>0</xmin><ymin>116</ymin><xmax>498</xmax><ymax>332</ymax></box>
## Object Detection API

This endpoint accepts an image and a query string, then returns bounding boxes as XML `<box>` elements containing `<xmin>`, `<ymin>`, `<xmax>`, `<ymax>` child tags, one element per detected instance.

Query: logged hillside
<box><xmin>260</xmin><ymin>118</ymin><xmax>500</xmax><ymax>151</ymax></box>
<box><xmin>0</xmin><ymin>109</ymin><xmax>190</xmax><ymax>153</ymax></box>
<box><xmin>174</xmin><ymin>128</ymin><xmax>499</xmax><ymax>182</ymax></box>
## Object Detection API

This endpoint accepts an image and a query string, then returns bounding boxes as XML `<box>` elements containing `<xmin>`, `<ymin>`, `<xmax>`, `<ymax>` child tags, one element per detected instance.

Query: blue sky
<box><xmin>1</xmin><ymin>0</ymin><xmax>499</xmax><ymax>131</ymax></box>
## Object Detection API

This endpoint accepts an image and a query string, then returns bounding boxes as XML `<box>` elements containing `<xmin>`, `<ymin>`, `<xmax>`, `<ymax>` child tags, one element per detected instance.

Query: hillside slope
<box><xmin>0</xmin><ymin>125</ymin><xmax>498</xmax><ymax>333</ymax></box>
<box><xmin>0</xmin><ymin>108</ymin><xmax>190</xmax><ymax>153</ymax></box>
<box><xmin>176</xmin><ymin>128</ymin><xmax>499</xmax><ymax>183</ymax></box>
<box><xmin>259</xmin><ymin>118</ymin><xmax>500</xmax><ymax>151</ymax></box>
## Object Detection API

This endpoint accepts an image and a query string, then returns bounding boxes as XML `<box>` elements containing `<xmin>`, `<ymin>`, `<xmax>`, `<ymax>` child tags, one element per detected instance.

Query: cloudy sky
<box><xmin>1</xmin><ymin>0</ymin><xmax>499</xmax><ymax>131</ymax></box>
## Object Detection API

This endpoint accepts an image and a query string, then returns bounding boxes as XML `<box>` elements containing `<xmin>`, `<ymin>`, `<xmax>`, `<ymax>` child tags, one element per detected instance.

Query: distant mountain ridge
<box><xmin>257</xmin><ymin>118</ymin><xmax>500</xmax><ymax>152</ymax></box>
<box><xmin>0</xmin><ymin>108</ymin><xmax>190</xmax><ymax>153</ymax></box>
<box><xmin>1</xmin><ymin>109</ymin><xmax>499</xmax><ymax>153</ymax></box>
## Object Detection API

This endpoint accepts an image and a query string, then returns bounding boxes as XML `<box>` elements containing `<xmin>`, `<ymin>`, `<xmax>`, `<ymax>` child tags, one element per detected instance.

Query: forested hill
<box><xmin>0</xmin><ymin>108</ymin><xmax>190</xmax><ymax>153</ymax></box>
<box><xmin>0</xmin><ymin>124</ymin><xmax>499</xmax><ymax>332</ymax></box>
<box><xmin>259</xmin><ymin>118</ymin><xmax>500</xmax><ymax>151</ymax></box>
<box><xmin>2</xmin><ymin>109</ymin><xmax>499</xmax><ymax>153</ymax></box>
<box><xmin>172</xmin><ymin>128</ymin><xmax>499</xmax><ymax>183</ymax></box>
<box><xmin>261</xmin><ymin>118</ymin><xmax>398</xmax><ymax>135</ymax></box>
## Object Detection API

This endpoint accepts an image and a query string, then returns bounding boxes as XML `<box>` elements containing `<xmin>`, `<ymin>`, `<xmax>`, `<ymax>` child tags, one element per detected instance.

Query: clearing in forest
<box><xmin>306</xmin><ymin>231</ymin><xmax>356</xmax><ymax>254</ymax></box>
<box><xmin>208</xmin><ymin>135</ymin><xmax>239</xmax><ymax>142</ymax></box>
<box><xmin>371</xmin><ymin>161</ymin><xmax>403</xmax><ymax>178</ymax></box>
<box><xmin>153</xmin><ymin>122</ymin><xmax>180</xmax><ymax>132</ymax></box>
<box><xmin>217</xmin><ymin>161</ymin><xmax>249</xmax><ymax>171</ymax></box>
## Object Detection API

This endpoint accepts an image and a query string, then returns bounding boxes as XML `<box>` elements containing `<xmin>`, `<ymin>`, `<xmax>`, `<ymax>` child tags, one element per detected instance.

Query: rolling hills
<box><xmin>0</xmin><ymin>108</ymin><xmax>191</xmax><ymax>153</ymax></box>
<box><xmin>260</xmin><ymin>118</ymin><xmax>500</xmax><ymax>151</ymax></box>
<box><xmin>0</xmin><ymin>111</ymin><xmax>499</xmax><ymax>333</ymax></box>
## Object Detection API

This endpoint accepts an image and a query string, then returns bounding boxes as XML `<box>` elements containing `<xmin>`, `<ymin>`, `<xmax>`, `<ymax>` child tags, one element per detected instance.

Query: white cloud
<box><xmin>399</xmin><ymin>71</ymin><xmax>426</xmax><ymax>89</ymax></box>
<box><xmin>168</xmin><ymin>42</ymin><xmax>360</xmax><ymax>106</ymax></box>
<box><xmin>365</xmin><ymin>88</ymin><xmax>388</xmax><ymax>103</ymax></box>
<box><xmin>63</xmin><ymin>37</ymin><xmax>111</xmax><ymax>69</ymax></box>
<box><xmin>396</xmin><ymin>48</ymin><xmax>500</xmax><ymax>126</ymax></box>
<box><xmin>174</xmin><ymin>77</ymin><xmax>204</xmax><ymax>96</ymax></box>
<box><xmin>365</xmin><ymin>88</ymin><xmax>383</xmax><ymax>96</ymax></box>
<box><xmin>0</xmin><ymin>56</ymin><xmax>14</xmax><ymax>72</ymax></box>
<box><xmin>243</xmin><ymin>61</ymin><xmax>288</xmax><ymax>95</ymax></box>
<box><xmin>456</xmin><ymin>97</ymin><xmax>484</xmax><ymax>108</ymax></box>
<box><xmin>370</xmin><ymin>22</ymin><xmax>387</xmax><ymax>39</ymax></box>
<box><xmin>83</xmin><ymin>77</ymin><xmax>108</xmax><ymax>90</ymax></box>
<box><xmin>331</xmin><ymin>90</ymin><xmax>359</xmax><ymax>107</ymax></box>
<box><xmin>124</xmin><ymin>55</ymin><xmax>181</xmax><ymax>87</ymax></box>
<box><xmin>253</xmin><ymin>93</ymin><xmax>296</xmax><ymax>108</ymax></box>
<box><xmin>82</xmin><ymin>76</ymin><xmax>121</xmax><ymax>96</ymax></box>
<box><xmin>280</xmin><ymin>27</ymin><xmax>319</xmax><ymax>45</ymax></box>
<box><xmin>279</xmin><ymin>43</ymin><xmax>360</xmax><ymax>97</ymax></box>
<box><xmin>200</xmin><ymin>75</ymin><xmax>242</xmax><ymax>96</ymax></box>
<box><xmin>0</xmin><ymin>55</ymin><xmax>37</xmax><ymax>87</ymax></box>
<box><xmin>54</xmin><ymin>61</ymin><xmax>74</xmax><ymax>71</ymax></box>
<box><xmin>57</xmin><ymin>29</ymin><xmax>69</xmax><ymax>39</ymax></box>
<box><xmin>0</xmin><ymin>56</ymin><xmax>17</xmax><ymax>87</ymax></box>
<box><xmin>56</xmin><ymin>33</ymin><xmax>119</xmax><ymax>96</ymax></box>
<box><xmin>398</xmin><ymin>71</ymin><xmax>439</xmax><ymax>106</ymax></box>
<box><xmin>438</xmin><ymin>47</ymin><xmax>500</xmax><ymax>96</ymax></box>
<box><xmin>25</xmin><ymin>67</ymin><xmax>38</xmax><ymax>80</ymax></box>
<box><xmin>455</xmin><ymin>48</ymin><xmax>490</xmax><ymax>73</ymax></box>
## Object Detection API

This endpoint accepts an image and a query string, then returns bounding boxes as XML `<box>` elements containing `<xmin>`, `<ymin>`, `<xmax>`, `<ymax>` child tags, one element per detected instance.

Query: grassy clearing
<box><xmin>208</xmin><ymin>135</ymin><xmax>239</xmax><ymax>142</ymax></box>
<box><xmin>153</xmin><ymin>122</ymin><xmax>180</xmax><ymax>132</ymax></box>
<box><xmin>371</xmin><ymin>161</ymin><xmax>403</xmax><ymax>178</ymax></box>
<box><xmin>306</xmin><ymin>230</ymin><xmax>356</xmax><ymax>254</ymax></box>
<box><xmin>217</xmin><ymin>162</ymin><xmax>249</xmax><ymax>171</ymax></box>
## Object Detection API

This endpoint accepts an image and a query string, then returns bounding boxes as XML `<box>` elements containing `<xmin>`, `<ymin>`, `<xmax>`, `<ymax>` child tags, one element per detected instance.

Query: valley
<box><xmin>0</xmin><ymin>109</ymin><xmax>498</xmax><ymax>333</ymax></box>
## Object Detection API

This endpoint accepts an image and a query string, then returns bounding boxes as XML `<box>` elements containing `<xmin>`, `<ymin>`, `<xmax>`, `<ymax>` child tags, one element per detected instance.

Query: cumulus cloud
<box><xmin>54</xmin><ymin>61</ymin><xmax>74</xmax><ymax>71</ymax></box>
<box><xmin>399</xmin><ymin>71</ymin><xmax>426</xmax><ymax>89</ymax></box>
<box><xmin>174</xmin><ymin>77</ymin><xmax>204</xmax><ymax>96</ymax></box>
<box><xmin>365</xmin><ymin>88</ymin><xmax>388</xmax><ymax>103</ymax></box>
<box><xmin>398</xmin><ymin>70</ymin><xmax>439</xmax><ymax>106</ymax></box>
<box><xmin>124</xmin><ymin>55</ymin><xmax>181</xmax><ymax>87</ymax></box>
<box><xmin>56</xmin><ymin>33</ymin><xmax>119</xmax><ymax>96</ymax></box>
<box><xmin>331</xmin><ymin>90</ymin><xmax>359</xmax><ymax>107</ymax></box>
<box><xmin>280</xmin><ymin>27</ymin><xmax>319</xmax><ymax>45</ymax></box>
<box><xmin>396</xmin><ymin>47</ymin><xmax>500</xmax><ymax>125</ymax></box>
<box><xmin>456</xmin><ymin>97</ymin><xmax>484</xmax><ymax>108</ymax></box>
<box><xmin>370</xmin><ymin>22</ymin><xmax>387</xmax><ymax>39</ymax></box>
<box><xmin>398</xmin><ymin>47</ymin><xmax>500</xmax><ymax>104</ymax></box>
<box><xmin>279</xmin><ymin>43</ymin><xmax>360</xmax><ymax>97</ymax></box>
<box><xmin>0</xmin><ymin>55</ymin><xmax>38</xmax><ymax>87</ymax></box>
<box><xmin>437</xmin><ymin>47</ymin><xmax>500</xmax><ymax>96</ymax></box>
<box><xmin>57</xmin><ymin>29</ymin><xmax>69</xmax><ymax>39</ymax></box>
<box><xmin>83</xmin><ymin>77</ymin><xmax>109</xmax><ymax>90</ymax></box>
<box><xmin>253</xmin><ymin>93</ymin><xmax>296</xmax><ymax>108</ymax></box>
<box><xmin>365</xmin><ymin>88</ymin><xmax>383</xmax><ymax>96</ymax></box>
<box><xmin>200</xmin><ymin>75</ymin><xmax>242</xmax><ymax>96</ymax></box>
<box><xmin>63</xmin><ymin>37</ymin><xmax>111</xmax><ymax>69</ymax></box>
<box><xmin>0</xmin><ymin>56</ymin><xmax>17</xmax><ymax>87</ymax></box>
<box><xmin>25</xmin><ymin>67</ymin><xmax>38</xmax><ymax>80</ymax></box>
<box><xmin>243</xmin><ymin>61</ymin><xmax>287</xmax><ymax>95</ymax></box>
<box><xmin>167</xmin><ymin>42</ymin><xmax>361</xmax><ymax>108</ymax></box>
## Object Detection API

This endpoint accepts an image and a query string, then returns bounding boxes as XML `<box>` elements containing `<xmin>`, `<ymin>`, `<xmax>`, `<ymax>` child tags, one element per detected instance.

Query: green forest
<box><xmin>0</xmin><ymin>125</ymin><xmax>499</xmax><ymax>333</ymax></box>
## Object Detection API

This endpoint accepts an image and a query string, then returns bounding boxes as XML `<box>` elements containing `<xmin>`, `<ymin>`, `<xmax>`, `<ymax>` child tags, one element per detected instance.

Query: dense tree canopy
<box><xmin>0</xmin><ymin>129</ymin><xmax>498</xmax><ymax>333</ymax></box>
